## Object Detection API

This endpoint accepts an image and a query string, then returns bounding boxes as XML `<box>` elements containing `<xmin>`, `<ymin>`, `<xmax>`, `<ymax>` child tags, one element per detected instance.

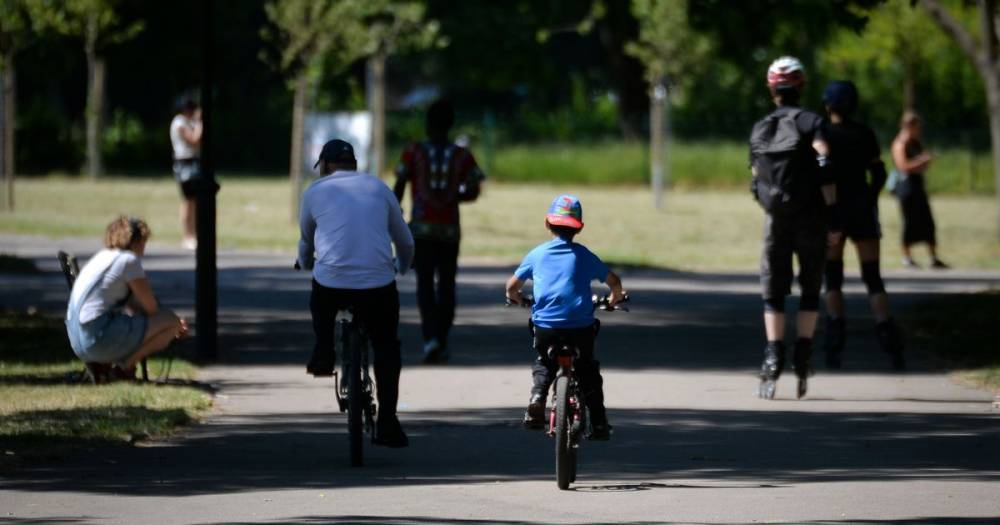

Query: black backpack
<box><xmin>749</xmin><ymin>108</ymin><xmax>815</xmax><ymax>215</ymax></box>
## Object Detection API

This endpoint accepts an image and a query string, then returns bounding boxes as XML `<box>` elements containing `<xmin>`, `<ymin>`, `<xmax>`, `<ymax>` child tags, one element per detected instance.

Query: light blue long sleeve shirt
<box><xmin>298</xmin><ymin>170</ymin><xmax>414</xmax><ymax>289</ymax></box>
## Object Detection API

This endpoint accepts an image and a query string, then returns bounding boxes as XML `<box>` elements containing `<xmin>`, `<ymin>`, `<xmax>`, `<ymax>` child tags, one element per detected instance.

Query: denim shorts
<box><xmin>66</xmin><ymin>310</ymin><xmax>148</xmax><ymax>364</ymax></box>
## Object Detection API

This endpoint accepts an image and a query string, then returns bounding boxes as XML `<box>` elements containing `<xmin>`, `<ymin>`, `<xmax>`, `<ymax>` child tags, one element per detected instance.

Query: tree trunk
<box><xmin>921</xmin><ymin>0</ymin><xmax>1000</xmax><ymax>237</ymax></box>
<box><xmin>903</xmin><ymin>61</ymin><xmax>916</xmax><ymax>112</ymax></box>
<box><xmin>1</xmin><ymin>56</ymin><xmax>14</xmax><ymax>211</ymax></box>
<box><xmin>649</xmin><ymin>78</ymin><xmax>665</xmax><ymax>210</ymax></box>
<box><xmin>368</xmin><ymin>52</ymin><xmax>386</xmax><ymax>178</ymax></box>
<box><xmin>987</xmin><ymin>73</ymin><xmax>1000</xmax><ymax>240</ymax></box>
<box><xmin>85</xmin><ymin>51</ymin><xmax>105</xmax><ymax>179</ymax></box>
<box><xmin>290</xmin><ymin>71</ymin><xmax>307</xmax><ymax>222</ymax></box>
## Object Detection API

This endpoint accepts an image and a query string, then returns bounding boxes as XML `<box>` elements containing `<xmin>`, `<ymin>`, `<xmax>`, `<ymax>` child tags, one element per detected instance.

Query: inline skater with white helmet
<box><xmin>749</xmin><ymin>56</ymin><xmax>842</xmax><ymax>399</ymax></box>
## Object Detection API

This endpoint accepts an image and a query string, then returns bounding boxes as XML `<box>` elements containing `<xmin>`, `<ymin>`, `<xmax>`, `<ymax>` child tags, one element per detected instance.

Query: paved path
<box><xmin>1</xmin><ymin>234</ymin><xmax>999</xmax><ymax>524</ymax></box>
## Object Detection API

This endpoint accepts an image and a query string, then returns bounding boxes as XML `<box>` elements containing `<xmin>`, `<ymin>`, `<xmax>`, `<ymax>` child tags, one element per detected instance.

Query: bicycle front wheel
<box><xmin>554</xmin><ymin>376</ymin><xmax>573</xmax><ymax>490</ymax></box>
<box><xmin>346</xmin><ymin>327</ymin><xmax>363</xmax><ymax>467</ymax></box>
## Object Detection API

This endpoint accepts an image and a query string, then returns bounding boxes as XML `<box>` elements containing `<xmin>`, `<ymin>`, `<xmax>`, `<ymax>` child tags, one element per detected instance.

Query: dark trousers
<box><xmin>414</xmin><ymin>239</ymin><xmax>459</xmax><ymax>344</ymax></box>
<box><xmin>530</xmin><ymin>323</ymin><xmax>607</xmax><ymax>423</ymax></box>
<box><xmin>310</xmin><ymin>280</ymin><xmax>402</xmax><ymax>418</ymax></box>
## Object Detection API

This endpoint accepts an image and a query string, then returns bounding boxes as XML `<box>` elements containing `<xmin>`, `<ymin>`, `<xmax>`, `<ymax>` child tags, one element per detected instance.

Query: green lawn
<box><xmin>901</xmin><ymin>290</ymin><xmax>1000</xmax><ymax>390</ymax></box>
<box><xmin>0</xmin><ymin>309</ymin><xmax>210</xmax><ymax>468</ymax></box>
<box><xmin>489</xmin><ymin>141</ymin><xmax>996</xmax><ymax>193</ymax></box>
<box><xmin>1</xmin><ymin>176</ymin><xmax>998</xmax><ymax>271</ymax></box>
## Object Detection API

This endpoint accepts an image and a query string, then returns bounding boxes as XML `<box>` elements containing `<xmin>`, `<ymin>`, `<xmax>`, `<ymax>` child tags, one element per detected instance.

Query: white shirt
<box><xmin>298</xmin><ymin>170</ymin><xmax>414</xmax><ymax>289</ymax></box>
<box><xmin>170</xmin><ymin>114</ymin><xmax>200</xmax><ymax>160</ymax></box>
<box><xmin>69</xmin><ymin>249</ymin><xmax>146</xmax><ymax>323</ymax></box>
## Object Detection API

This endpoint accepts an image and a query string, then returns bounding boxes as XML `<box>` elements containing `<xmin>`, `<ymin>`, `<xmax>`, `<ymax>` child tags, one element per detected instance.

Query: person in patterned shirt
<box><xmin>394</xmin><ymin>99</ymin><xmax>485</xmax><ymax>363</ymax></box>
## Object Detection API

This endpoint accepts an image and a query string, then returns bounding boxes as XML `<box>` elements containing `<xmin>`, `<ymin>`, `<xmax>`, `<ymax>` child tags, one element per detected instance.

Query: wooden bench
<box><xmin>58</xmin><ymin>251</ymin><xmax>148</xmax><ymax>383</ymax></box>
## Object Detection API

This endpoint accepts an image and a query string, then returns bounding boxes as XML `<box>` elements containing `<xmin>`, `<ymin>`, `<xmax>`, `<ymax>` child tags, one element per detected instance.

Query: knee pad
<box><xmin>824</xmin><ymin>260</ymin><xmax>844</xmax><ymax>292</ymax></box>
<box><xmin>763</xmin><ymin>296</ymin><xmax>786</xmax><ymax>313</ymax></box>
<box><xmin>861</xmin><ymin>260</ymin><xmax>886</xmax><ymax>294</ymax></box>
<box><xmin>800</xmin><ymin>294</ymin><xmax>820</xmax><ymax>311</ymax></box>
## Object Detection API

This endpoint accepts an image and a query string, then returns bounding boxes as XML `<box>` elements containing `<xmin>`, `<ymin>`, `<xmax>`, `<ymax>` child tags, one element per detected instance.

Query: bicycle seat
<box><xmin>547</xmin><ymin>344</ymin><xmax>579</xmax><ymax>360</ymax></box>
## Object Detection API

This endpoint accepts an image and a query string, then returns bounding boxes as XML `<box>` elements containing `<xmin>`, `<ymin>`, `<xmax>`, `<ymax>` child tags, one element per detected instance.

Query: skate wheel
<box><xmin>757</xmin><ymin>380</ymin><xmax>776</xmax><ymax>400</ymax></box>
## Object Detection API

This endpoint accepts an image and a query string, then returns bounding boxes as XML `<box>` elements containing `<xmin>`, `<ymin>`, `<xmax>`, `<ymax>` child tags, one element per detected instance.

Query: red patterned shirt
<box><xmin>395</xmin><ymin>141</ymin><xmax>484</xmax><ymax>241</ymax></box>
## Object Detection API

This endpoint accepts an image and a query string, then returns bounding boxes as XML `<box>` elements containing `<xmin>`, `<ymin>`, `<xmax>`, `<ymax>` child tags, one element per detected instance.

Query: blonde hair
<box><xmin>104</xmin><ymin>215</ymin><xmax>151</xmax><ymax>250</ymax></box>
<box><xmin>900</xmin><ymin>110</ymin><xmax>921</xmax><ymax>128</ymax></box>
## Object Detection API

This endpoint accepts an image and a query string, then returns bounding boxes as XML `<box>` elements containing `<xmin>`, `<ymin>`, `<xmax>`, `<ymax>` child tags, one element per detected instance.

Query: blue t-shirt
<box><xmin>514</xmin><ymin>237</ymin><xmax>610</xmax><ymax>329</ymax></box>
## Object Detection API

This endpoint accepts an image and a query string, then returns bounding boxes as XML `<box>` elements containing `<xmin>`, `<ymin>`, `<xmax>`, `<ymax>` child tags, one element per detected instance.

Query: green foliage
<box><xmin>626</xmin><ymin>0</ymin><xmax>710</xmax><ymax>85</ymax></box>
<box><xmin>818</xmin><ymin>0</ymin><xmax>986</xmax><ymax>137</ymax></box>
<box><xmin>261</xmin><ymin>0</ymin><xmax>367</xmax><ymax>84</ymax></box>
<box><xmin>0</xmin><ymin>0</ymin><xmax>34</xmax><ymax>63</ymax></box>
<box><xmin>360</xmin><ymin>0</ymin><xmax>444</xmax><ymax>57</ymax></box>
<box><xmin>26</xmin><ymin>0</ymin><xmax>143</xmax><ymax>52</ymax></box>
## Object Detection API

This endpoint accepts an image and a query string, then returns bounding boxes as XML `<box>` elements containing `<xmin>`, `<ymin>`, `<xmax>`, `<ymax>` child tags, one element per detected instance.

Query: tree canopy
<box><xmin>4</xmin><ymin>0</ymin><xmax>991</xmax><ymax>175</ymax></box>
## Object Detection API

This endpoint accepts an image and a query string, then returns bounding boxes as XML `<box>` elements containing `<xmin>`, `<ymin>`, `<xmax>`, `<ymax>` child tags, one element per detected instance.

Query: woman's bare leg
<box><xmin>125</xmin><ymin>310</ymin><xmax>182</xmax><ymax>368</ymax></box>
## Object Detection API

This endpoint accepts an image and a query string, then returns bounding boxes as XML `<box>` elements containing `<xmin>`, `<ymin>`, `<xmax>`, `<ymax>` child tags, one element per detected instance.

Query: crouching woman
<box><xmin>66</xmin><ymin>216</ymin><xmax>188</xmax><ymax>373</ymax></box>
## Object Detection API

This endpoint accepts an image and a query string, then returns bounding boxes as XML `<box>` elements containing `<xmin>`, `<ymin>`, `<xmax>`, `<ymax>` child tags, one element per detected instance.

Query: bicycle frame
<box><xmin>332</xmin><ymin>310</ymin><xmax>377</xmax><ymax>452</ymax></box>
<box><xmin>547</xmin><ymin>347</ymin><xmax>587</xmax><ymax>441</ymax></box>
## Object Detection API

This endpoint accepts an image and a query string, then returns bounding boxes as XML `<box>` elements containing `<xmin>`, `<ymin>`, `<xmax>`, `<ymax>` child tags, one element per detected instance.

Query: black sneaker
<box><xmin>522</xmin><ymin>395</ymin><xmax>545</xmax><ymax>429</ymax></box>
<box><xmin>374</xmin><ymin>417</ymin><xmax>409</xmax><ymax>448</ymax></box>
<box><xmin>588</xmin><ymin>422</ymin><xmax>612</xmax><ymax>441</ymax></box>
<box><xmin>306</xmin><ymin>351</ymin><xmax>334</xmax><ymax>377</ymax></box>
<box><xmin>931</xmin><ymin>258</ymin><xmax>950</xmax><ymax>270</ymax></box>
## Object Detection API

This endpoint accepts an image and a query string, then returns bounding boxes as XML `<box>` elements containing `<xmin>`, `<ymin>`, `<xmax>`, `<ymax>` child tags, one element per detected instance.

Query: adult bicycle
<box><xmin>296</xmin><ymin>262</ymin><xmax>377</xmax><ymax>467</ymax></box>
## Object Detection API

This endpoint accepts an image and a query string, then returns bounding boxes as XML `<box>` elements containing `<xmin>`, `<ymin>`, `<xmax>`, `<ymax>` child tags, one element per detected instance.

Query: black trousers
<box><xmin>310</xmin><ymin>280</ymin><xmax>401</xmax><ymax>418</ymax></box>
<box><xmin>530</xmin><ymin>323</ymin><xmax>607</xmax><ymax>422</ymax></box>
<box><xmin>414</xmin><ymin>239</ymin><xmax>459</xmax><ymax>344</ymax></box>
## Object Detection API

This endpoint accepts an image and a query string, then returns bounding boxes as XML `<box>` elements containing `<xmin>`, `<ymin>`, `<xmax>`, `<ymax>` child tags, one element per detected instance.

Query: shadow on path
<box><xmin>4</xmin><ymin>406</ymin><xmax>998</xmax><ymax>496</ymax></box>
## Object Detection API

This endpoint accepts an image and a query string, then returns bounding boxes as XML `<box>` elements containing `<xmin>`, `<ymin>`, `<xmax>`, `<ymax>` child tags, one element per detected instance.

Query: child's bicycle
<box><xmin>295</xmin><ymin>263</ymin><xmax>377</xmax><ymax>467</ymax></box>
<box><xmin>507</xmin><ymin>293</ymin><xmax>629</xmax><ymax>490</ymax></box>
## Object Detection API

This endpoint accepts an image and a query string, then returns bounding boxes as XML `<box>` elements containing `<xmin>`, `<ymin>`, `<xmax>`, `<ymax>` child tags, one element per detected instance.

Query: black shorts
<box><xmin>760</xmin><ymin>212</ymin><xmax>826</xmax><ymax>301</ymax></box>
<box><xmin>173</xmin><ymin>158</ymin><xmax>201</xmax><ymax>198</ymax></box>
<box><xmin>840</xmin><ymin>197</ymin><xmax>881</xmax><ymax>241</ymax></box>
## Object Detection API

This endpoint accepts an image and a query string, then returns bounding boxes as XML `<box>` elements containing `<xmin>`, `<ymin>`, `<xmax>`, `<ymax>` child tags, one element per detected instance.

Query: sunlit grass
<box><xmin>902</xmin><ymin>290</ymin><xmax>1000</xmax><ymax>391</ymax></box>
<box><xmin>0</xmin><ymin>176</ymin><xmax>998</xmax><ymax>270</ymax></box>
<box><xmin>490</xmin><ymin>141</ymin><xmax>995</xmax><ymax>193</ymax></box>
<box><xmin>0</xmin><ymin>310</ymin><xmax>209</xmax><ymax>468</ymax></box>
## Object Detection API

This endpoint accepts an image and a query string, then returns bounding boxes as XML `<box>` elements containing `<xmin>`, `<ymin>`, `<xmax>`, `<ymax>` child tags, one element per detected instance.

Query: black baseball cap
<box><xmin>314</xmin><ymin>139</ymin><xmax>356</xmax><ymax>169</ymax></box>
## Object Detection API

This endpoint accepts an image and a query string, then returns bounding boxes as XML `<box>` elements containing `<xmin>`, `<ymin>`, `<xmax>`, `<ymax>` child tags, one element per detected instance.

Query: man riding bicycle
<box><xmin>298</xmin><ymin>139</ymin><xmax>415</xmax><ymax>447</ymax></box>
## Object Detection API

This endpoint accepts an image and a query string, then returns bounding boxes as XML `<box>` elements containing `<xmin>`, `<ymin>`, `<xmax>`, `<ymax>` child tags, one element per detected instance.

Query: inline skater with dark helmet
<box><xmin>819</xmin><ymin>80</ymin><xmax>905</xmax><ymax>370</ymax></box>
<box><xmin>749</xmin><ymin>56</ymin><xmax>842</xmax><ymax>399</ymax></box>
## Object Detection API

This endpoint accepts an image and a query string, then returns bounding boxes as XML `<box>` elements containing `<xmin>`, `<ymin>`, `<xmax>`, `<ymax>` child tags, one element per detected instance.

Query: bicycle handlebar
<box><xmin>505</xmin><ymin>293</ymin><xmax>630</xmax><ymax>311</ymax></box>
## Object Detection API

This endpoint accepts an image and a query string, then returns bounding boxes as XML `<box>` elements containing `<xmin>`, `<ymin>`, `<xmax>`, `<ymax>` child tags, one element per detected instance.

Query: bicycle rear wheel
<box><xmin>554</xmin><ymin>376</ymin><xmax>573</xmax><ymax>490</ymax></box>
<box><xmin>346</xmin><ymin>326</ymin><xmax>363</xmax><ymax>467</ymax></box>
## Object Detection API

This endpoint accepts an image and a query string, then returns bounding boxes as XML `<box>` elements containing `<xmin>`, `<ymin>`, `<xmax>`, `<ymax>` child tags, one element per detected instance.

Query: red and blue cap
<box><xmin>546</xmin><ymin>194</ymin><xmax>583</xmax><ymax>229</ymax></box>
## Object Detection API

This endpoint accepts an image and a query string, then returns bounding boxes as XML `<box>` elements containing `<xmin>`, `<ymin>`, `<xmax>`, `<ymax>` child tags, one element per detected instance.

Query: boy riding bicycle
<box><xmin>505</xmin><ymin>195</ymin><xmax>624</xmax><ymax>441</ymax></box>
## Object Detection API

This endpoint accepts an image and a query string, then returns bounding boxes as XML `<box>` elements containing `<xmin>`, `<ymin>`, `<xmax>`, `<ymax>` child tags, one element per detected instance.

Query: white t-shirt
<box><xmin>170</xmin><ymin>114</ymin><xmax>200</xmax><ymax>160</ymax></box>
<box><xmin>298</xmin><ymin>170</ymin><xmax>414</xmax><ymax>289</ymax></box>
<box><xmin>69</xmin><ymin>249</ymin><xmax>146</xmax><ymax>323</ymax></box>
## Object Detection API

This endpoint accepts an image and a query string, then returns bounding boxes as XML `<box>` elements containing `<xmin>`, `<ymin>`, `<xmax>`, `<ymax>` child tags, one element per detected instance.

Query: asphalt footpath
<box><xmin>1</xmin><ymin>234</ymin><xmax>998</xmax><ymax>524</ymax></box>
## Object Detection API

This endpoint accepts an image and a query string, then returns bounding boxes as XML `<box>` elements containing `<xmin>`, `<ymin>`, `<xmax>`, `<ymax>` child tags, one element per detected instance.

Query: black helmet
<box><xmin>823</xmin><ymin>80</ymin><xmax>859</xmax><ymax>115</ymax></box>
